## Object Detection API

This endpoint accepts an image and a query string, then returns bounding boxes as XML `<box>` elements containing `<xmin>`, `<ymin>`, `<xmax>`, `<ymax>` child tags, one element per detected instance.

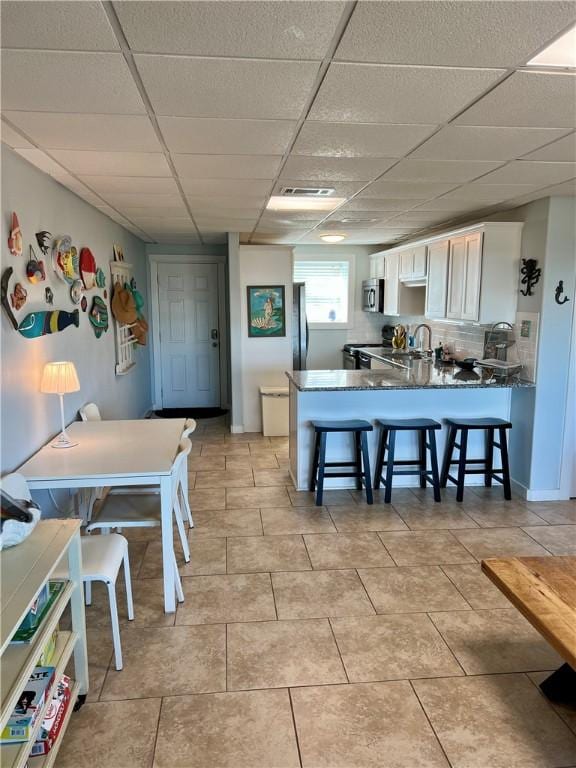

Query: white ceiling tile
<box><xmin>335</xmin><ymin>1</ymin><xmax>576</xmax><ymax>67</ymax></box>
<box><xmin>118</xmin><ymin>206</ymin><xmax>188</xmax><ymax>219</ymax></box>
<box><xmin>292</xmin><ymin>122</ymin><xmax>436</xmax><ymax>157</ymax></box>
<box><xmin>173</xmin><ymin>154</ymin><xmax>282</xmax><ymax>180</ymax></box>
<box><xmin>1</xmin><ymin>51</ymin><xmax>146</xmax><ymax>114</ymax></box>
<box><xmin>441</xmin><ymin>183</ymin><xmax>538</xmax><ymax>202</ymax></box>
<box><xmin>197</xmin><ymin>219</ymin><xmax>258</xmax><ymax>232</ymax></box>
<box><xmin>158</xmin><ymin>117</ymin><xmax>296</xmax><ymax>155</ymax></box>
<box><xmin>4</xmin><ymin>112</ymin><xmax>161</xmax><ymax>152</ymax></box>
<box><xmin>14</xmin><ymin>148</ymin><xmax>66</xmax><ymax>177</ymax></box>
<box><xmin>280</xmin><ymin>156</ymin><xmax>396</xmax><ymax>182</ymax></box>
<box><xmin>412</xmin><ymin>199</ymin><xmax>495</xmax><ymax>212</ymax></box>
<box><xmin>474</xmin><ymin>161</ymin><xmax>576</xmax><ymax>186</ymax></box>
<box><xmin>535</xmin><ymin>179</ymin><xmax>576</xmax><ymax>196</ymax></box>
<box><xmin>131</xmin><ymin>217</ymin><xmax>197</xmax><ymax>231</ymax></box>
<box><xmin>114</xmin><ymin>1</ymin><xmax>346</xmax><ymax>59</ymax></box>
<box><xmin>1</xmin><ymin>121</ymin><xmax>33</xmax><ymax>149</ymax></box>
<box><xmin>309</xmin><ymin>63</ymin><xmax>505</xmax><ymax>124</ymax></box>
<box><xmin>186</xmin><ymin>195</ymin><xmax>267</xmax><ymax>210</ymax></box>
<box><xmin>181</xmin><ymin>179</ymin><xmax>271</xmax><ymax>197</ymax></box>
<box><xmin>79</xmin><ymin>176</ymin><xmax>180</xmax><ymax>195</ymax></box>
<box><xmin>102</xmin><ymin>193</ymin><xmax>184</xmax><ymax>209</ymax></box>
<box><xmin>261</xmin><ymin>211</ymin><xmax>324</xmax><ymax>224</ymax></box>
<box><xmin>135</xmin><ymin>55</ymin><xmax>319</xmax><ymax>119</ymax></box>
<box><xmin>411</xmin><ymin>126</ymin><xmax>572</xmax><ymax>161</ymax></box>
<box><xmin>360</xmin><ymin>180</ymin><xmax>459</xmax><ymax>199</ymax></box>
<box><xmin>456</xmin><ymin>71</ymin><xmax>576</xmax><ymax>128</ymax></box>
<box><xmin>522</xmin><ymin>133</ymin><xmax>576</xmax><ymax>162</ymax></box>
<box><xmin>1</xmin><ymin>1</ymin><xmax>119</xmax><ymax>50</ymax></box>
<box><xmin>50</xmin><ymin>150</ymin><xmax>171</xmax><ymax>177</ymax></box>
<box><xmin>272</xmin><ymin>179</ymin><xmax>363</xmax><ymax>197</ymax></box>
<box><xmin>381</xmin><ymin>159</ymin><xmax>503</xmax><ymax>183</ymax></box>
<box><xmin>190</xmin><ymin>207</ymin><xmax>264</xmax><ymax>220</ymax></box>
<box><xmin>385</xmin><ymin>212</ymin><xmax>455</xmax><ymax>226</ymax></box>
<box><xmin>342</xmin><ymin>198</ymin><xmax>428</xmax><ymax>211</ymax></box>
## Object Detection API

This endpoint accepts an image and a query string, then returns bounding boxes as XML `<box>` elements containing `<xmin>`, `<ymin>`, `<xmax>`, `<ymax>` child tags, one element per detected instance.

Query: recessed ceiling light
<box><xmin>266</xmin><ymin>196</ymin><xmax>346</xmax><ymax>212</ymax></box>
<box><xmin>527</xmin><ymin>25</ymin><xmax>576</xmax><ymax>68</ymax></box>
<box><xmin>320</xmin><ymin>233</ymin><xmax>347</xmax><ymax>243</ymax></box>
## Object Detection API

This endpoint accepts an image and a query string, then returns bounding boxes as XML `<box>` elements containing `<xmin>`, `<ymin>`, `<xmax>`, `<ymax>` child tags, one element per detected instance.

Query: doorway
<box><xmin>156</xmin><ymin>262</ymin><xmax>221</xmax><ymax>408</ymax></box>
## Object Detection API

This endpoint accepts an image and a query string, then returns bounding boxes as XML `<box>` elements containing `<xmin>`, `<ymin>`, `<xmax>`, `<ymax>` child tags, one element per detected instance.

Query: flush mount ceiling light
<box><xmin>527</xmin><ymin>25</ymin><xmax>576</xmax><ymax>68</ymax></box>
<box><xmin>320</xmin><ymin>233</ymin><xmax>347</xmax><ymax>243</ymax></box>
<box><xmin>266</xmin><ymin>196</ymin><xmax>346</xmax><ymax>212</ymax></box>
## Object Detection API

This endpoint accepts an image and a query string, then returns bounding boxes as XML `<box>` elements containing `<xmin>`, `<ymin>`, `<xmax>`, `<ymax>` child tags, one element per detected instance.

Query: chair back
<box><xmin>182</xmin><ymin>418</ymin><xmax>197</xmax><ymax>439</ymax></box>
<box><xmin>170</xmin><ymin>438</ymin><xmax>192</xmax><ymax>496</ymax></box>
<box><xmin>79</xmin><ymin>402</ymin><xmax>102</xmax><ymax>422</ymax></box>
<box><xmin>0</xmin><ymin>472</ymin><xmax>32</xmax><ymax>502</ymax></box>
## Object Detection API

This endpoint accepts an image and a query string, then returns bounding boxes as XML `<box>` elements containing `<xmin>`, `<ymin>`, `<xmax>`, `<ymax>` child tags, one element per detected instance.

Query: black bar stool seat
<box><xmin>310</xmin><ymin>420</ymin><xmax>373</xmax><ymax>506</ymax></box>
<box><xmin>374</xmin><ymin>418</ymin><xmax>442</xmax><ymax>503</ymax></box>
<box><xmin>440</xmin><ymin>417</ymin><xmax>513</xmax><ymax>502</ymax></box>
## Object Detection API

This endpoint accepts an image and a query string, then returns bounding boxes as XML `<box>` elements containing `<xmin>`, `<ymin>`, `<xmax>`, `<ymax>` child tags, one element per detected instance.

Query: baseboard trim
<box><xmin>230</xmin><ymin>425</ymin><xmax>244</xmax><ymax>434</ymax></box>
<box><xmin>525</xmin><ymin>488</ymin><xmax>570</xmax><ymax>502</ymax></box>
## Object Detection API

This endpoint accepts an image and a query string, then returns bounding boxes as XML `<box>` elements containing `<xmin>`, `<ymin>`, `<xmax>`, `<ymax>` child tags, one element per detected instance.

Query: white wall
<box><xmin>293</xmin><ymin>245</ymin><xmax>383</xmax><ymax>369</ymax></box>
<box><xmin>236</xmin><ymin>245</ymin><xmax>293</xmax><ymax>433</ymax></box>
<box><xmin>1</xmin><ymin>147</ymin><xmax>152</xmax><ymax>489</ymax></box>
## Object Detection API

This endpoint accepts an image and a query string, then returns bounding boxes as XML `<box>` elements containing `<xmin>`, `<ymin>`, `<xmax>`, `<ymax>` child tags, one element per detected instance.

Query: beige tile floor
<box><xmin>57</xmin><ymin>418</ymin><xmax>576</xmax><ymax>768</ymax></box>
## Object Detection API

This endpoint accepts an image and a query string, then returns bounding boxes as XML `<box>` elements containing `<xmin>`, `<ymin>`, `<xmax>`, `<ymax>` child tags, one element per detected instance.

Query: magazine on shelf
<box><xmin>1</xmin><ymin>667</ymin><xmax>56</xmax><ymax>743</ymax></box>
<box><xmin>11</xmin><ymin>582</ymin><xmax>65</xmax><ymax>644</ymax></box>
<box><xmin>30</xmin><ymin>675</ymin><xmax>72</xmax><ymax>757</ymax></box>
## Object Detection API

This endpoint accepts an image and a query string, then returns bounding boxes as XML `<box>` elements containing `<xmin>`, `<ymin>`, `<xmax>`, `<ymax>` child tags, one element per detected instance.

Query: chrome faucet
<box><xmin>414</xmin><ymin>323</ymin><xmax>432</xmax><ymax>356</ymax></box>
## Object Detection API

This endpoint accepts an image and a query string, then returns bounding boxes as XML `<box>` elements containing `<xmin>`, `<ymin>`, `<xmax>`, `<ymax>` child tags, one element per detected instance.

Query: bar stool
<box><xmin>440</xmin><ymin>417</ymin><xmax>512</xmax><ymax>502</ymax></box>
<box><xmin>373</xmin><ymin>419</ymin><xmax>442</xmax><ymax>503</ymax></box>
<box><xmin>309</xmin><ymin>420</ymin><xmax>373</xmax><ymax>506</ymax></box>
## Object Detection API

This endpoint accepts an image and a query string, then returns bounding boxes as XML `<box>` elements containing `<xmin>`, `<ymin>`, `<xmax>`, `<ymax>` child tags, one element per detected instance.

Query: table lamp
<box><xmin>40</xmin><ymin>361</ymin><xmax>80</xmax><ymax>448</ymax></box>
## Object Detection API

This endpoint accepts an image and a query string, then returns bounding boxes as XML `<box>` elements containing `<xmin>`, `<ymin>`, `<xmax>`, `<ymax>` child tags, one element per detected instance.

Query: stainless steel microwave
<box><xmin>362</xmin><ymin>278</ymin><xmax>385</xmax><ymax>313</ymax></box>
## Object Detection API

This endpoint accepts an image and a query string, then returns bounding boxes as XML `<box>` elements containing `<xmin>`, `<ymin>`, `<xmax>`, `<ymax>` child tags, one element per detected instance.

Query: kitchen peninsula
<box><xmin>286</xmin><ymin>363</ymin><xmax>533</xmax><ymax>492</ymax></box>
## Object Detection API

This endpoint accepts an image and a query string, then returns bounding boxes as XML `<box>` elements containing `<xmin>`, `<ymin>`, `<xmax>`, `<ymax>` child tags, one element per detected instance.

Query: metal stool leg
<box><xmin>456</xmin><ymin>428</ymin><xmax>468</xmax><ymax>502</ymax></box>
<box><xmin>428</xmin><ymin>429</ymin><xmax>441</xmax><ymax>503</ymax></box>
<box><xmin>383</xmin><ymin>429</ymin><xmax>396</xmax><ymax>504</ymax></box>
<box><xmin>315</xmin><ymin>431</ymin><xmax>328</xmax><ymax>506</ymax></box>
<box><xmin>440</xmin><ymin>426</ymin><xmax>457</xmax><ymax>487</ymax></box>
<box><xmin>418</xmin><ymin>430</ymin><xmax>427</xmax><ymax>489</ymax></box>
<box><xmin>360</xmin><ymin>431</ymin><xmax>373</xmax><ymax>504</ymax></box>
<box><xmin>485</xmin><ymin>428</ymin><xmax>494</xmax><ymax>487</ymax></box>
<box><xmin>354</xmin><ymin>432</ymin><xmax>362</xmax><ymax>491</ymax></box>
<box><xmin>499</xmin><ymin>427</ymin><xmax>512</xmax><ymax>500</ymax></box>
<box><xmin>373</xmin><ymin>428</ymin><xmax>388</xmax><ymax>489</ymax></box>
<box><xmin>309</xmin><ymin>432</ymin><xmax>320</xmax><ymax>492</ymax></box>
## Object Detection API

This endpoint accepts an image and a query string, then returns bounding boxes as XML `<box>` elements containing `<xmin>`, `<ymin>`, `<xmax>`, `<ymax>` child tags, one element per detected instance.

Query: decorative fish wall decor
<box><xmin>17</xmin><ymin>309</ymin><xmax>80</xmax><ymax>339</ymax></box>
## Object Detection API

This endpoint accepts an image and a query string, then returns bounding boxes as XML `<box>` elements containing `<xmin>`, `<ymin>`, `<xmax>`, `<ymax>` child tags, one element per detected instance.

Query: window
<box><xmin>293</xmin><ymin>255</ymin><xmax>354</xmax><ymax>329</ymax></box>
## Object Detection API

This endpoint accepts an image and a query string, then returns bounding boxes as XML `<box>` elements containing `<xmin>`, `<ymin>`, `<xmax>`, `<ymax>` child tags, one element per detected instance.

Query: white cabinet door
<box><xmin>425</xmin><ymin>240</ymin><xmax>449</xmax><ymax>319</ymax></box>
<box><xmin>461</xmin><ymin>232</ymin><xmax>482</xmax><ymax>321</ymax></box>
<box><xmin>446</xmin><ymin>236</ymin><xmax>466</xmax><ymax>319</ymax></box>
<box><xmin>413</xmin><ymin>246</ymin><xmax>427</xmax><ymax>278</ymax></box>
<box><xmin>399</xmin><ymin>249</ymin><xmax>414</xmax><ymax>279</ymax></box>
<box><xmin>384</xmin><ymin>253</ymin><xmax>400</xmax><ymax>315</ymax></box>
<box><xmin>369</xmin><ymin>254</ymin><xmax>385</xmax><ymax>279</ymax></box>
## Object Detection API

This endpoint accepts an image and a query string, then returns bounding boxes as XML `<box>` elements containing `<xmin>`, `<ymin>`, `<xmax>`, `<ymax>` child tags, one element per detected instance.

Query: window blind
<box><xmin>293</xmin><ymin>260</ymin><xmax>350</xmax><ymax>323</ymax></box>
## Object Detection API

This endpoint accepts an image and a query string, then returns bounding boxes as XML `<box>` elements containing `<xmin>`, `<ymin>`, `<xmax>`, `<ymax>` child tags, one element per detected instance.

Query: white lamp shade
<box><xmin>40</xmin><ymin>361</ymin><xmax>80</xmax><ymax>395</ymax></box>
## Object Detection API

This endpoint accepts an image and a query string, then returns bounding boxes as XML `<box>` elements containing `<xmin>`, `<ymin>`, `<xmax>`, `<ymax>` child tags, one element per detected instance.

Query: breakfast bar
<box><xmin>286</xmin><ymin>364</ymin><xmax>533</xmax><ymax>493</ymax></box>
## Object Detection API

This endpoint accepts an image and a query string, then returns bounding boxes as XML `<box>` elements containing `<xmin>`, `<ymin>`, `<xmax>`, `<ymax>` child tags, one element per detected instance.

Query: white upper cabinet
<box><xmin>370</xmin><ymin>253</ymin><xmax>385</xmax><ymax>279</ymax></box>
<box><xmin>398</xmin><ymin>245</ymin><xmax>427</xmax><ymax>282</ymax></box>
<box><xmin>384</xmin><ymin>252</ymin><xmax>400</xmax><ymax>315</ymax></box>
<box><xmin>461</xmin><ymin>232</ymin><xmax>482</xmax><ymax>321</ymax></box>
<box><xmin>425</xmin><ymin>239</ymin><xmax>449</xmax><ymax>319</ymax></box>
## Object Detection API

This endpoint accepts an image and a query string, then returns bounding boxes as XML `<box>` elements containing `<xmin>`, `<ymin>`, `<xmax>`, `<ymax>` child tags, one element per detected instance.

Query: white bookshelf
<box><xmin>0</xmin><ymin>520</ymin><xmax>88</xmax><ymax>767</ymax></box>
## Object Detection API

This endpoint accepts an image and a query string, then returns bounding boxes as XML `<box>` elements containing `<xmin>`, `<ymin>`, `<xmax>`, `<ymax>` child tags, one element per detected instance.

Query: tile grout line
<box><xmin>354</xmin><ymin>568</ymin><xmax>379</xmax><ymax>615</ymax></box>
<box><xmin>287</xmin><ymin>688</ymin><xmax>304</xmax><ymax>768</ymax></box>
<box><xmin>149</xmin><ymin>695</ymin><xmax>165</xmax><ymax>768</ymax></box>
<box><xmin>327</xmin><ymin>617</ymin><xmax>351</xmax><ymax>684</ymax></box>
<box><xmin>424</xmin><ymin>611</ymin><xmax>469</xmax><ymax>678</ymax></box>
<box><xmin>408</xmin><ymin>679</ymin><xmax>455</xmax><ymax>768</ymax></box>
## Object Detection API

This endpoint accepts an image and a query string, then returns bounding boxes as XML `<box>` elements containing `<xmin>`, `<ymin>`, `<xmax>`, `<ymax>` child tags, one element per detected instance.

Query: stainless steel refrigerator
<box><xmin>292</xmin><ymin>282</ymin><xmax>309</xmax><ymax>370</ymax></box>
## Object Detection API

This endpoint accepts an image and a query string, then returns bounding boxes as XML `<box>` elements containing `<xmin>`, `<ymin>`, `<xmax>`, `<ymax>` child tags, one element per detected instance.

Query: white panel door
<box><xmin>425</xmin><ymin>240</ymin><xmax>449</xmax><ymax>319</ymax></box>
<box><xmin>413</xmin><ymin>246</ymin><xmax>427</xmax><ymax>278</ymax></box>
<box><xmin>461</xmin><ymin>232</ymin><xmax>483</xmax><ymax>322</ymax></box>
<box><xmin>446</xmin><ymin>237</ymin><xmax>466</xmax><ymax>319</ymax></box>
<box><xmin>158</xmin><ymin>262</ymin><xmax>220</xmax><ymax>408</ymax></box>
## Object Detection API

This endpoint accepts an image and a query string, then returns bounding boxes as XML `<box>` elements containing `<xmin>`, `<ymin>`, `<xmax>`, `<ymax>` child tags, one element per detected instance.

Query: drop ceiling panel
<box><xmin>102</xmin><ymin>193</ymin><xmax>184</xmax><ymax>208</ymax></box>
<box><xmin>4</xmin><ymin>112</ymin><xmax>162</xmax><ymax>152</ymax></box>
<box><xmin>173</xmin><ymin>154</ymin><xmax>282</xmax><ymax>179</ymax></box>
<box><xmin>14</xmin><ymin>148</ymin><xmax>67</xmax><ymax>177</ymax></box>
<box><xmin>441</xmin><ymin>183</ymin><xmax>538</xmax><ymax>202</ymax></box>
<box><xmin>158</xmin><ymin>117</ymin><xmax>297</xmax><ymax>155</ymax></box>
<box><xmin>341</xmin><ymin>198</ymin><xmax>428</xmax><ymax>211</ymax></box>
<box><xmin>523</xmin><ymin>133</ymin><xmax>576</xmax><ymax>162</ymax></box>
<box><xmin>118</xmin><ymin>206</ymin><xmax>188</xmax><ymax>218</ymax></box>
<box><xmin>456</xmin><ymin>71</ymin><xmax>576</xmax><ymax>128</ymax></box>
<box><xmin>114</xmin><ymin>1</ymin><xmax>346</xmax><ymax>59</ymax></box>
<box><xmin>411</xmin><ymin>125</ymin><xmax>572</xmax><ymax>161</ymax></box>
<box><xmin>181</xmin><ymin>178</ymin><xmax>272</xmax><ymax>196</ymax></box>
<box><xmin>1</xmin><ymin>1</ymin><xmax>119</xmax><ymax>51</ymax></box>
<box><xmin>135</xmin><ymin>55</ymin><xmax>320</xmax><ymax>119</ymax></box>
<box><xmin>412</xmin><ymin>198</ymin><xmax>497</xmax><ymax>212</ymax></box>
<box><xmin>381</xmin><ymin>159</ymin><xmax>503</xmax><ymax>183</ymax></box>
<box><xmin>281</xmin><ymin>155</ymin><xmax>396</xmax><ymax>181</ymax></box>
<box><xmin>474</xmin><ymin>161</ymin><xmax>576</xmax><ymax>186</ymax></box>
<box><xmin>79</xmin><ymin>176</ymin><xmax>180</xmax><ymax>195</ymax></box>
<box><xmin>360</xmin><ymin>180</ymin><xmax>459</xmax><ymax>199</ymax></box>
<box><xmin>185</xmin><ymin>195</ymin><xmax>268</xmax><ymax>210</ymax></box>
<box><xmin>308</xmin><ymin>63</ymin><xmax>505</xmax><ymax>124</ymax></box>
<box><xmin>292</xmin><ymin>122</ymin><xmax>436</xmax><ymax>157</ymax></box>
<box><xmin>335</xmin><ymin>1</ymin><xmax>576</xmax><ymax>67</ymax></box>
<box><xmin>1</xmin><ymin>51</ymin><xmax>146</xmax><ymax>114</ymax></box>
<box><xmin>197</xmin><ymin>219</ymin><xmax>259</xmax><ymax>231</ymax></box>
<box><xmin>50</xmin><ymin>150</ymin><xmax>171</xmax><ymax>177</ymax></box>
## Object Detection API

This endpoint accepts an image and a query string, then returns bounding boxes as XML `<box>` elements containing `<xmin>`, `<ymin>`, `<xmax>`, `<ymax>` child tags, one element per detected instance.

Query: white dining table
<box><xmin>17</xmin><ymin>418</ymin><xmax>186</xmax><ymax>613</ymax></box>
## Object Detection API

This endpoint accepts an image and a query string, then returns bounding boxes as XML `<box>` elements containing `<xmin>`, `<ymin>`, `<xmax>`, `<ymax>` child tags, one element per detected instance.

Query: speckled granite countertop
<box><xmin>286</xmin><ymin>364</ymin><xmax>535</xmax><ymax>392</ymax></box>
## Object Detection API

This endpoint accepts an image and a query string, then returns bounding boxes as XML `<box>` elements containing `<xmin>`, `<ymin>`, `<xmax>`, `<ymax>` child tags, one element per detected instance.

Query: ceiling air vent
<box><xmin>280</xmin><ymin>186</ymin><xmax>335</xmax><ymax>197</ymax></box>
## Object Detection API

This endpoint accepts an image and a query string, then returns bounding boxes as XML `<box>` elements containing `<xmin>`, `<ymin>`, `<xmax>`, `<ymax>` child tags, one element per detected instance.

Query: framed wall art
<box><xmin>246</xmin><ymin>285</ymin><xmax>286</xmax><ymax>338</ymax></box>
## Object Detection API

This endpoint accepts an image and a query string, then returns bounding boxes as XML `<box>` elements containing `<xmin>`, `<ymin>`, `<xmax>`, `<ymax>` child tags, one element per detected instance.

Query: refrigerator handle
<box><xmin>305</xmin><ymin>316</ymin><xmax>310</xmax><ymax>353</ymax></box>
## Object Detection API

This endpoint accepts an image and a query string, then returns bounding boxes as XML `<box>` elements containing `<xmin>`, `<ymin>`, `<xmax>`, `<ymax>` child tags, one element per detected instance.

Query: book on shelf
<box><xmin>30</xmin><ymin>675</ymin><xmax>72</xmax><ymax>758</ymax></box>
<box><xmin>1</xmin><ymin>667</ymin><xmax>56</xmax><ymax>743</ymax></box>
<box><xmin>11</xmin><ymin>582</ymin><xmax>65</xmax><ymax>644</ymax></box>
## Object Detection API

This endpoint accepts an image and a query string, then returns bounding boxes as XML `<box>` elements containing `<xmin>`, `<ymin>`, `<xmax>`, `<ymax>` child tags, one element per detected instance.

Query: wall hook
<box><xmin>555</xmin><ymin>280</ymin><xmax>570</xmax><ymax>305</ymax></box>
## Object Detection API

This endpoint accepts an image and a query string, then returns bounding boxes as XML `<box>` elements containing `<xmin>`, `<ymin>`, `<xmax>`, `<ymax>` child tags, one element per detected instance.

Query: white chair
<box><xmin>0</xmin><ymin>473</ymin><xmax>134</xmax><ymax>672</ymax></box>
<box><xmin>79</xmin><ymin>402</ymin><xmax>101</xmax><ymax>422</ymax></box>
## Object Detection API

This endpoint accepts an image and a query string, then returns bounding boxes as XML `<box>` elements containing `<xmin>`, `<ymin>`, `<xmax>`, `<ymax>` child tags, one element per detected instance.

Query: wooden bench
<box><xmin>482</xmin><ymin>556</ymin><xmax>576</xmax><ymax>705</ymax></box>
